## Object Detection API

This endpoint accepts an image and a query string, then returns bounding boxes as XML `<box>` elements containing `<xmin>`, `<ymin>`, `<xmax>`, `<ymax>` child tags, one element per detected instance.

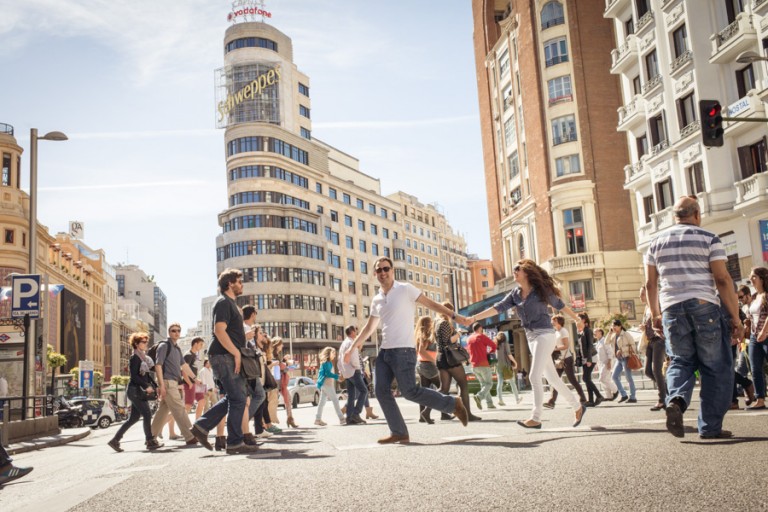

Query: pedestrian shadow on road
<box><xmin>244</xmin><ymin>448</ymin><xmax>331</xmax><ymax>460</ymax></box>
<box><xmin>680</xmin><ymin>436</ymin><xmax>768</xmax><ymax>446</ymax></box>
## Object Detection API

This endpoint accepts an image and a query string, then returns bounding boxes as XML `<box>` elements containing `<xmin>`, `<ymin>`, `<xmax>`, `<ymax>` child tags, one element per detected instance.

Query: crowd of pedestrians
<box><xmin>90</xmin><ymin>196</ymin><xmax>766</xmax><ymax>460</ymax></box>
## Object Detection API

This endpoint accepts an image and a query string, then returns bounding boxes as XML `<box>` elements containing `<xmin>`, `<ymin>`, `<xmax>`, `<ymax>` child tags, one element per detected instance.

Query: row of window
<box><xmin>327</xmin><ymin>245</ymin><xmax>386</xmax><ymax>268</ymax></box>
<box><xmin>241</xmin><ymin>294</ymin><xmax>327</xmax><ymax>312</ymax></box>
<box><xmin>217</xmin><ymin>240</ymin><xmax>324</xmax><ymax>261</ymax></box>
<box><xmin>231</xmin><ymin>316</ymin><xmax>329</xmax><ymax>341</ymax></box>
<box><xmin>225</xmin><ymin>37</ymin><xmax>278</xmax><ymax>53</ymax></box>
<box><xmin>227</xmin><ymin>136</ymin><xmax>309</xmax><ymax>166</ymax></box>
<box><xmin>241</xmin><ymin>267</ymin><xmax>326</xmax><ymax>287</ymax></box>
<box><xmin>327</xmin><ymin>211</ymin><xmax>395</xmax><ymax>240</ymax></box>
<box><xmin>322</xmin><ymin>186</ymin><xmax>396</xmax><ymax>221</ymax></box>
<box><xmin>223</xmin><ymin>215</ymin><xmax>317</xmax><ymax>234</ymax></box>
<box><xmin>229</xmin><ymin>191</ymin><xmax>309</xmax><ymax>210</ymax></box>
<box><xmin>228</xmin><ymin>165</ymin><xmax>309</xmax><ymax>188</ymax></box>
<box><xmin>405</xmin><ymin>254</ymin><xmax>440</xmax><ymax>273</ymax></box>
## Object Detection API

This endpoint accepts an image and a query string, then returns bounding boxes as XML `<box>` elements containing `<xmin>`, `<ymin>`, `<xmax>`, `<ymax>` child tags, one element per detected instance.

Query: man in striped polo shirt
<box><xmin>644</xmin><ymin>196</ymin><xmax>743</xmax><ymax>440</ymax></box>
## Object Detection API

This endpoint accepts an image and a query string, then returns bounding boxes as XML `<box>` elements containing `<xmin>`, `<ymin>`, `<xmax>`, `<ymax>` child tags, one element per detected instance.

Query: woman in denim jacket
<box><xmin>470</xmin><ymin>259</ymin><xmax>586</xmax><ymax>429</ymax></box>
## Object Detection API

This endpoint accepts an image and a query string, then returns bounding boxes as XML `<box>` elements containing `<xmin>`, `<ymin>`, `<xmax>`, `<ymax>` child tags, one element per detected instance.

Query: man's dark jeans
<box><xmin>194</xmin><ymin>354</ymin><xmax>247</xmax><ymax>446</ymax></box>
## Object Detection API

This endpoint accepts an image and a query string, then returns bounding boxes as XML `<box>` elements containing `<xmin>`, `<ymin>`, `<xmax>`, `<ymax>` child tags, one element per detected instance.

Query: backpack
<box><xmin>146</xmin><ymin>340</ymin><xmax>167</xmax><ymax>369</ymax></box>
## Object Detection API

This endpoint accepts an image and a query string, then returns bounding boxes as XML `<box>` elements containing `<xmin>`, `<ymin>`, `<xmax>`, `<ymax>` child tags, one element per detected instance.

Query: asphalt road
<box><xmin>1</xmin><ymin>388</ymin><xmax>767</xmax><ymax>511</ymax></box>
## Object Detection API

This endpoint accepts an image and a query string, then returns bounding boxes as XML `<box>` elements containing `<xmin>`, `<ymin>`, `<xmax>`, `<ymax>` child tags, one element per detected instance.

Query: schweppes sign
<box><xmin>217</xmin><ymin>65</ymin><xmax>281</xmax><ymax>123</ymax></box>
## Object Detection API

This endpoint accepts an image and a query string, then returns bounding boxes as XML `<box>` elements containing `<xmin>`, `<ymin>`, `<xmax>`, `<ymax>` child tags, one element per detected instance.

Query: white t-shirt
<box><xmin>555</xmin><ymin>327</ymin><xmax>570</xmax><ymax>358</ymax></box>
<box><xmin>338</xmin><ymin>337</ymin><xmax>360</xmax><ymax>379</ymax></box>
<box><xmin>370</xmin><ymin>281</ymin><xmax>422</xmax><ymax>349</ymax></box>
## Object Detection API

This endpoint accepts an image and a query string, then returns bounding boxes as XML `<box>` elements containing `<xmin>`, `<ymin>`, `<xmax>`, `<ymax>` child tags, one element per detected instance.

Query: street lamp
<box><xmin>25</xmin><ymin>128</ymin><xmax>67</xmax><ymax>419</ymax></box>
<box><xmin>736</xmin><ymin>51</ymin><xmax>768</xmax><ymax>64</ymax></box>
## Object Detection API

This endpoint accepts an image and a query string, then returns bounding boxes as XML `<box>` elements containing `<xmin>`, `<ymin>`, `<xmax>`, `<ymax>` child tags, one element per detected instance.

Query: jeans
<box><xmin>645</xmin><ymin>339</ymin><xmax>667</xmax><ymax>403</ymax></box>
<box><xmin>194</xmin><ymin>353</ymin><xmax>247</xmax><ymax>446</ymax></box>
<box><xmin>662</xmin><ymin>299</ymin><xmax>733</xmax><ymax>436</ymax></box>
<box><xmin>527</xmin><ymin>331</ymin><xmax>579</xmax><ymax>422</ymax></box>
<box><xmin>246</xmin><ymin>378</ymin><xmax>266</xmax><ymax>423</ymax></box>
<box><xmin>474</xmin><ymin>366</ymin><xmax>494</xmax><ymax>404</ymax></box>
<box><xmin>748</xmin><ymin>335</ymin><xmax>768</xmax><ymax>399</ymax></box>
<box><xmin>316</xmin><ymin>381</ymin><xmax>343</xmax><ymax>421</ymax></box>
<box><xmin>612</xmin><ymin>358</ymin><xmax>636</xmax><ymax>399</ymax></box>
<box><xmin>113</xmin><ymin>386</ymin><xmax>153</xmax><ymax>442</ymax></box>
<box><xmin>375</xmin><ymin>348</ymin><xmax>455</xmax><ymax>436</ymax></box>
<box><xmin>496</xmin><ymin>369</ymin><xmax>519</xmax><ymax>403</ymax></box>
<box><xmin>345</xmin><ymin>370</ymin><xmax>368</xmax><ymax>419</ymax></box>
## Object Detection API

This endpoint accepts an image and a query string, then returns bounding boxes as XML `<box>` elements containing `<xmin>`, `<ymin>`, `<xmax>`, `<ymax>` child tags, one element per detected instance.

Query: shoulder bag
<box><xmin>626</xmin><ymin>344</ymin><xmax>643</xmax><ymax>371</ymax></box>
<box><xmin>239</xmin><ymin>346</ymin><xmax>262</xmax><ymax>380</ymax></box>
<box><xmin>263</xmin><ymin>362</ymin><xmax>278</xmax><ymax>390</ymax></box>
<box><xmin>444</xmin><ymin>342</ymin><xmax>469</xmax><ymax>367</ymax></box>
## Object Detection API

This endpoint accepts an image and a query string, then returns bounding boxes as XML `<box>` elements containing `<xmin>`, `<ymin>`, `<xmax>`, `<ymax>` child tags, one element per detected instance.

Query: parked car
<box><xmin>277</xmin><ymin>377</ymin><xmax>320</xmax><ymax>408</ymax></box>
<box><xmin>69</xmin><ymin>398</ymin><xmax>116</xmax><ymax>429</ymax></box>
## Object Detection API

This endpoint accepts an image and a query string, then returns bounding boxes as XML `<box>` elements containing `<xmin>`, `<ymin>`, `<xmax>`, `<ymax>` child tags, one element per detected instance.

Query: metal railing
<box><xmin>0</xmin><ymin>123</ymin><xmax>13</xmax><ymax>136</ymax></box>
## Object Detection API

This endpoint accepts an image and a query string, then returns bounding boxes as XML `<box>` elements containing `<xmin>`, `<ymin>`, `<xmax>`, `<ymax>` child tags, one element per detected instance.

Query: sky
<box><xmin>0</xmin><ymin>0</ymin><xmax>490</xmax><ymax>332</ymax></box>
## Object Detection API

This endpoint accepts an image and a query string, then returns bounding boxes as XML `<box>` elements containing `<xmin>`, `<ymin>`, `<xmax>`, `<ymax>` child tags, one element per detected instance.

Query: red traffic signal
<box><xmin>699</xmin><ymin>99</ymin><xmax>724</xmax><ymax>147</ymax></box>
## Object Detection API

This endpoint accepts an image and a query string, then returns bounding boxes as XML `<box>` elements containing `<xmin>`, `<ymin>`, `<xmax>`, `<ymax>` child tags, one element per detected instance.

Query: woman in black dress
<box><xmin>435</xmin><ymin>303</ymin><xmax>480</xmax><ymax>421</ymax></box>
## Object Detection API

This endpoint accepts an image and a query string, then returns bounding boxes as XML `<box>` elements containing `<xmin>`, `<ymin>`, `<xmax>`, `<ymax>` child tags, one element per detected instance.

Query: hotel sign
<box><xmin>228</xmin><ymin>0</ymin><xmax>272</xmax><ymax>23</ymax></box>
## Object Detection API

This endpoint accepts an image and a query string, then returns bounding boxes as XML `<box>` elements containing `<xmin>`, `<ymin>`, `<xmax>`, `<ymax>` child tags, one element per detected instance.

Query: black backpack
<box><xmin>146</xmin><ymin>340</ymin><xmax>167</xmax><ymax>369</ymax></box>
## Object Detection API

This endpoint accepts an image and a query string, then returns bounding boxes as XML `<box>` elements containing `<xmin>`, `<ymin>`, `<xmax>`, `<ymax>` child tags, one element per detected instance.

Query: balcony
<box><xmin>624</xmin><ymin>160</ymin><xmax>648</xmax><ymax>184</ymax></box>
<box><xmin>679</xmin><ymin>120</ymin><xmax>700</xmax><ymax>141</ymax></box>
<box><xmin>724</xmin><ymin>92</ymin><xmax>766</xmax><ymax>137</ymax></box>
<box><xmin>617</xmin><ymin>95</ymin><xmax>645</xmax><ymax>131</ymax></box>
<box><xmin>642</xmin><ymin>74</ymin><xmax>663</xmax><ymax>96</ymax></box>
<box><xmin>734</xmin><ymin>172</ymin><xmax>768</xmax><ymax>213</ymax></box>
<box><xmin>650</xmin><ymin>139</ymin><xmax>669</xmax><ymax>157</ymax></box>
<box><xmin>0</xmin><ymin>123</ymin><xmax>13</xmax><ymax>135</ymax></box>
<box><xmin>550</xmin><ymin>252</ymin><xmax>605</xmax><ymax>274</ymax></box>
<box><xmin>651</xmin><ymin>207</ymin><xmax>675</xmax><ymax>231</ymax></box>
<box><xmin>636</xmin><ymin>11</ymin><xmax>655</xmax><ymax>34</ymax></box>
<box><xmin>669</xmin><ymin>50</ymin><xmax>693</xmax><ymax>77</ymax></box>
<box><xmin>710</xmin><ymin>13</ymin><xmax>757</xmax><ymax>64</ymax></box>
<box><xmin>552</xmin><ymin>132</ymin><xmax>578</xmax><ymax>146</ymax></box>
<box><xmin>754</xmin><ymin>0</ymin><xmax>768</xmax><ymax>16</ymax></box>
<box><xmin>610</xmin><ymin>35</ymin><xmax>638</xmax><ymax>74</ymax></box>
<box><xmin>604</xmin><ymin>0</ymin><xmax>630</xmax><ymax>19</ymax></box>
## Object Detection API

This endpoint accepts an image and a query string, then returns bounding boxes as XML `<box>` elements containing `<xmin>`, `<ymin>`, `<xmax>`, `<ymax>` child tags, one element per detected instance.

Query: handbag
<box><xmin>444</xmin><ymin>343</ymin><xmax>469</xmax><ymax>367</ymax></box>
<box><xmin>501</xmin><ymin>366</ymin><xmax>516</xmax><ymax>381</ymax></box>
<box><xmin>239</xmin><ymin>347</ymin><xmax>261</xmax><ymax>380</ymax></box>
<box><xmin>263</xmin><ymin>365</ymin><xmax>278</xmax><ymax>390</ymax></box>
<box><xmin>487</xmin><ymin>352</ymin><xmax>498</xmax><ymax>365</ymax></box>
<box><xmin>626</xmin><ymin>346</ymin><xmax>643</xmax><ymax>371</ymax></box>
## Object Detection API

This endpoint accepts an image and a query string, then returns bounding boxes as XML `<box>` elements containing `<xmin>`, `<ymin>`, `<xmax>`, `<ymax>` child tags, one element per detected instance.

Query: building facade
<box><xmin>468</xmin><ymin>258</ymin><xmax>496</xmax><ymax>303</ymax></box>
<box><xmin>115</xmin><ymin>264</ymin><xmax>167</xmax><ymax>344</ymax></box>
<box><xmin>605</xmin><ymin>0</ymin><xmax>768</xmax><ymax>278</ymax></box>
<box><xmin>472</xmin><ymin>0</ymin><xmax>645</xmax><ymax>332</ymax></box>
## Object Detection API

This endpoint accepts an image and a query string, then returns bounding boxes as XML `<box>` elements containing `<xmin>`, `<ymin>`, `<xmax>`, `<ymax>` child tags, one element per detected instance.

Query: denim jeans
<box><xmin>194</xmin><ymin>353</ymin><xmax>247</xmax><ymax>446</ymax></box>
<box><xmin>316</xmin><ymin>381</ymin><xmax>343</xmax><ymax>421</ymax></box>
<box><xmin>474</xmin><ymin>366</ymin><xmax>494</xmax><ymax>404</ymax></box>
<box><xmin>375</xmin><ymin>348</ymin><xmax>455</xmax><ymax>437</ymax></box>
<box><xmin>246</xmin><ymin>378</ymin><xmax>266</xmax><ymax>422</ymax></box>
<box><xmin>748</xmin><ymin>335</ymin><xmax>768</xmax><ymax>399</ymax></box>
<box><xmin>345</xmin><ymin>370</ymin><xmax>368</xmax><ymax>418</ymax></box>
<box><xmin>663</xmin><ymin>299</ymin><xmax>733</xmax><ymax>436</ymax></box>
<box><xmin>612</xmin><ymin>358</ymin><xmax>636</xmax><ymax>399</ymax></box>
<box><xmin>496</xmin><ymin>369</ymin><xmax>519</xmax><ymax>403</ymax></box>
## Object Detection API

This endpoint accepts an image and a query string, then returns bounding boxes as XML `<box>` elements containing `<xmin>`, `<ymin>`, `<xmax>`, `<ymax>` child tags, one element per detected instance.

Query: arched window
<box><xmin>541</xmin><ymin>1</ymin><xmax>565</xmax><ymax>30</ymax></box>
<box><xmin>518</xmin><ymin>234</ymin><xmax>526</xmax><ymax>260</ymax></box>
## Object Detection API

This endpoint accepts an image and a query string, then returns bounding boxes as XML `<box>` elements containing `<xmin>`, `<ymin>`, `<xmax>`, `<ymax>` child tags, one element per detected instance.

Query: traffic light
<box><xmin>699</xmin><ymin>99</ymin><xmax>724</xmax><ymax>147</ymax></box>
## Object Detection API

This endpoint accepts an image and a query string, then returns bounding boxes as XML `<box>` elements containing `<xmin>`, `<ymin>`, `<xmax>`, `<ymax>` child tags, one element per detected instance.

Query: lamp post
<box><xmin>25</xmin><ymin>128</ymin><xmax>67</xmax><ymax>419</ymax></box>
<box><xmin>736</xmin><ymin>51</ymin><xmax>768</xmax><ymax>63</ymax></box>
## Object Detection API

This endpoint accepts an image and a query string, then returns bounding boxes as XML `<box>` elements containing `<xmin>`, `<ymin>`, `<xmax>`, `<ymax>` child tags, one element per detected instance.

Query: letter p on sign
<box><xmin>11</xmin><ymin>274</ymin><xmax>41</xmax><ymax>318</ymax></box>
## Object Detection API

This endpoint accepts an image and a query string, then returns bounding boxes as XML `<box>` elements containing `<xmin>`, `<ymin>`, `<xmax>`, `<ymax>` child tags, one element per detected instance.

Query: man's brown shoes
<box><xmin>453</xmin><ymin>397</ymin><xmax>469</xmax><ymax>426</ymax></box>
<box><xmin>377</xmin><ymin>434</ymin><xmax>410</xmax><ymax>444</ymax></box>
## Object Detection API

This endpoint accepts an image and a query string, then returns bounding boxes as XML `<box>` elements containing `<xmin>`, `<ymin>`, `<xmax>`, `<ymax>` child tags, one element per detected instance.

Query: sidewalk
<box><xmin>5</xmin><ymin>427</ymin><xmax>91</xmax><ymax>456</ymax></box>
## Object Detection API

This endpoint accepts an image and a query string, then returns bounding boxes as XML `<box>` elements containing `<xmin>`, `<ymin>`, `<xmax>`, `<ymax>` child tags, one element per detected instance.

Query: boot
<box><xmin>243</xmin><ymin>433</ymin><xmax>258</xmax><ymax>446</ymax></box>
<box><xmin>287</xmin><ymin>416</ymin><xmax>298</xmax><ymax>428</ymax></box>
<box><xmin>745</xmin><ymin>384</ymin><xmax>756</xmax><ymax>406</ymax></box>
<box><xmin>214</xmin><ymin>436</ymin><xmax>226</xmax><ymax>452</ymax></box>
<box><xmin>365</xmin><ymin>406</ymin><xmax>379</xmax><ymax>420</ymax></box>
<box><xmin>146</xmin><ymin>438</ymin><xmax>164</xmax><ymax>451</ymax></box>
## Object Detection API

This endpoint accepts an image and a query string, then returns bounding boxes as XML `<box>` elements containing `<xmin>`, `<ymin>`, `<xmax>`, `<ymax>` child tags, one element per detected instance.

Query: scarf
<box><xmin>135</xmin><ymin>348</ymin><xmax>155</xmax><ymax>375</ymax></box>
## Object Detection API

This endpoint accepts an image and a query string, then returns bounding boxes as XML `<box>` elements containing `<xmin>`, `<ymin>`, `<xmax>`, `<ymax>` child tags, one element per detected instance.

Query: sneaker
<box><xmin>107</xmin><ymin>438</ymin><xmax>123</xmax><ymax>453</ymax></box>
<box><xmin>497</xmin><ymin>400</ymin><xmax>506</xmax><ymax>406</ymax></box>
<box><xmin>618</xmin><ymin>396</ymin><xmax>629</xmax><ymax>403</ymax></box>
<box><xmin>226</xmin><ymin>443</ymin><xmax>259</xmax><ymax>455</ymax></box>
<box><xmin>266</xmin><ymin>425</ymin><xmax>282</xmax><ymax>434</ymax></box>
<box><xmin>666</xmin><ymin>401</ymin><xmax>685</xmax><ymax>438</ymax></box>
<box><xmin>145</xmin><ymin>438</ymin><xmax>164</xmax><ymax>451</ymax></box>
<box><xmin>256</xmin><ymin>430</ymin><xmax>273</xmax><ymax>438</ymax></box>
<box><xmin>0</xmin><ymin>464</ymin><xmax>33</xmax><ymax>486</ymax></box>
<box><xmin>627</xmin><ymin>398</ymin><xmax>637</xmax><ymax>403</ymax></box>
<box><xmin>699</xmin><ymin>430</ymin><xmax>733</xmax><ymax>440</ymax></box>
<box><xmin>339</xmin><ymin>418</ymin><xmax>347</xmax><ymax>426</ymax></box>
<box><xmin>473</xmin><ymin>394</ymin><xmax>482</xmax><ymax>410</ymax></box>
<box><xmin>190</xmin><ymin>424</ymin><xmax>213</xmax><ymax>451</ymax></box>
<box><xmin>314</xmin><ymin>419</ymin><xmax>327</xmax><ymax>427</ymax></box>
<box><xmin>487</xmin><ymin>403</ymin><xmax>496</xmax><ymax>410</ymax></box>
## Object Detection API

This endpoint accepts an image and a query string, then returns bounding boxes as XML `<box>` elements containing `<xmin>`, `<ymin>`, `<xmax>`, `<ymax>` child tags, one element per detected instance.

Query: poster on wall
<box><xmin>760</xmin><ymin>220</ymin><xmax>768</xmax><ymax>262</ymax></box>
<box><xmin>719</xmin><ymin>231</ymin><xmax>741</xmax><ymax>282</ymax></box>
<box><xmin>60</xmin><ymin>288</ymin><xmax>85</xmax><ymax>373</ymax></box>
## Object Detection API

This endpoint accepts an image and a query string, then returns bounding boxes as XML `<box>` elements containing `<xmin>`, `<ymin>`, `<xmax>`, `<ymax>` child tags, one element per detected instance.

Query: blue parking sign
<box><xmin>11</xmin><ymin>274</ymin><xmax>41</xmax><ymax>318</ymax></box>
<box><xmin>80</xmin><ymin>370</ymin><xmax>93</xmax><ymax>389</ymax></box>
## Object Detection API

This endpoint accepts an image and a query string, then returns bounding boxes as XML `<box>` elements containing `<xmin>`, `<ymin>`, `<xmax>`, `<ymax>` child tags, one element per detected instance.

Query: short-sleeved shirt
<box><xmin>338</xmin><ymin>337</ymin><xmax>361</xmax><ymax>378</ymax></box>
<box><xmin>555</xmin><ymin>327</ymin><xmax>570</xmax><ymax>358</ymax></box>
<box><xmin>644</xmin><ymin>224</ymin><xmax>726</xmax><ymax>312</ymax></box>
<box><xmin>370</xmin><ymin>281</ymin><xmax>422</xmax><ymax>349</ymax></box>
<box><xmin>155</xmin><ymin>340</ymin><xmax>183</xmax><ymax>382</ymax></box>
<box><xmin>208</xmin><ymin>295</ymin><xmax>246</xmax><ymax>356</ymax></box>
<box><xmin>184</xmin><ymin>352</ymin><xmax>199</xmax><ymax>378</ymax></box>
<box><xmin>493</xmin><ymin>288</ymin><xmax>565</xmax><ymax>337</ymax></box>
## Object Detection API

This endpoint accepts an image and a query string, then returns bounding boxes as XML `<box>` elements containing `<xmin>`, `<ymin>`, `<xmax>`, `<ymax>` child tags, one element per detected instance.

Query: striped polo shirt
<box><xmin>644</xmin><ymin>223</ymin><xmax>726</xmax><ymax>312</ymax></box>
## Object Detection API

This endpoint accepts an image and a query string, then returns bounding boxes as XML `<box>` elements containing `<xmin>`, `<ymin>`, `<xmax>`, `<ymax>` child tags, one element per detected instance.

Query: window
<box><xmin>358</xmin><ymin>219</ymin><xmax>365</xmax><ymax>231</ymax></box>
<box><xmin>359</xmin><ymin>240</ymin><xmax>367</xmax><ymax>252</ymax></box>
<box><xmin>347</xmin><ymin>259</ymin><xmax>355</xmax><ymax>271</ymax></box>
<box><xmin>315</xmin><ymin>183</ymin><xmax>322</xmax><ymax>194</ymax></box>
<box><xmin>725</xmin><ymin>0</ymin><xmax>745</xmax><ymax>24</ymax></box>
<box><xmin>645</xmin><ymin>50</ymin><xmax>659</xmax><ymax>81</ymax></box>
<box><xmin>300</xmin><ymin>127</ymin><xmax>311</xmax><ymax>140</ymax></box>
<box><xmin>636</xmin><ymin>133</ymin><xmax>649</xmax><ymax>157</ymax></box>
<box><xmin>343</xmin><ymin>193</ymin><xmax>351</xmax><ymax>205</ymax></box>
<box><xmin>348</xmin><ymin>279</ymin><xmax>356</xmax><ymax>293</ymax></box>
<box><xmin>555</xmin><ymin>155</ymin><xmax>580</xmax><ymax>177</ymax></box>
<box><xmin>372</xmin><ymin>243</ymin><xmax>379</xmax><ymax>256</ymax></box>
<box><xmin>344</xmin><ymin>215</ymin><xmax>352</xmax><ymax>227</ymax></box>
<box><xmin>316</xmin><ymin>205</ymin><xmax>324</xmax><ymax>214</ymax></box>
<box><xmin>541</xmin><ymin>1</ymin><xmax>564</xmax><ymax>29</ymax></box>
<box><xmin>511</xmin><ymin>187</ymin><xmax>522</xmax><ymax>205</ymax></box>
<box><xmin>636</xmin><ymin>0</ymin><xmax>649</xmax><ymax>18</ymax></box>
<box><xmin>649</xmin><ymin>114</ymin><xmax>667</xmax><ymax>147</ymax></box>
<box><xmin>508</xmin><ymin>151</ymin><xmax>520</xmax><ymax>178</ymax></box>
<box><xmin>547</xmin><ymin>75</ymin><xmax>572</xmax><ymax>104</ymax></box>
<box><xmin>380</xmin><ymin>207</ymin><xmax>388</xmax><ymax>219</ymax></box>
<box><xmin>563</xmin><ymin>207</ymin><xmax>586</xmax><ymax>254</ymax></box>
<box><xmin>504</xmin><ymin>115</ymin><xmax>517</xmax><ymax>148</ymax></box>
<box><xmin>736</xmin><ymin>65</ymin><xmax>756</xmax><ymax>98</ymax></box>
<box><xmin>384</xmin><ymin>247</ymin><xmax>391</xmax><ymax>258</ymax></box>
<box><xmin>362</xmin><ymin>283</ymin><xmax>370</xmax><ymax>296</ymax></box>
<box><xmin>642</xmin><ymin>194</ymin><xmax>655</xmax><ymax>224</ymax></box>
<box><xmin>360</xmin><ymin>261</ymin><xmax>368</xmax><ymax>274</ymax></box>
<box><xmin>382</xmin><ymin>228</ymin><xmax>389</xmax><ymax>239</ymax></box>
<box><xmin>4</xmin><ymin>229</ymin><xmax>14</xmax><ymax>244</ymax></box>
<box><xmin>369</xmin><ymin>204</ymin><xmax>376</xmax><ymax>214</ymax></box>
<box><xmin>502</xmin><ymin>85</ymin><xmax>513</xmax><ymax>111</ymax></box>
<box><xmin>552</xmin><ymin>115</ymin><xmax>577</xmax><ymax>145</ymax></box>
<box><xmin>331</xmin><ymin>277</ymin><xmax>342</xmax><ymax>292</ymax></box>
<box><xmin>677</xmin><ymin>92</ymin><xmax>696</xmax><ymax>130</ymax></box>
<box><xmin>737</xmin><ymin>137</ymin><xmax>768</xmax><ymax>179</ymax></box>
<box><xmin>299</xmin><ymin>105</ymin><xmax>311</xmax><ymax>118</ymax></box>
<box><xmin>672</xmin><ymin>24</ymin><xmax>688</xmax><ymax>58</ymax></box>
<box><xmin>481</xmin><ymin>268</ymin><xmax>488</xmax><ymax>276</ymax></box>
<box><xmin>569</xmin><ymin>280</ymin><xmax>594</xmax><ymax>301</ymax></box>
<box><xmin>656</xmin><ymin>178</ymin><xmax>674</xmax><ymax>210</ymax></box>
<box><xmin>346</xmin><ymin>236</ymin><xmax>353</xmax><ymax>249</ymax></box>
<box><xmin>498</xmin><ymin>49</ymin><xmax>510</xmax><ymax>78</ymax></box>
<box><xmin>328</xmin><ymin>252</ymin><xmax>341</xmax><ymax>268</ymax></box>
<box><xmin>625</xmin><ymin>17</ymin><xmax>634</xmax><ymax>36</ymax></box>
<box><xmin>370</xmin><ymin>224</ymin><xmax>378</xmax><ymax>235</ymax></box>
<box><xmin>329</xmin><ymin>188</ymin><xmax>337</xmax><ymax>200</ymax></box>
<box><xmin>356</xmin><ymin>198</ymin><xmax>364</xmax><ymax>209</ymax></box>
<box><xmin>330</xmin><ymin>210</ymin><xmax>338</xmax><ymax>222</ymax></box>
<box><xmin>544</xmin><ymin>37</ymin><xmax>568</xmax><ymax>67</ymax></box>
<box><xmin>298</xmin><ymin>83</ymin><xmax>310</xmax><ymax>96</ymax></box>
<box><xmin>225</xmin><ymin>37</ymin><xmax>278</xmax><ymax>53</ymax></box>
<box><xmin>687</xmin><ymin>162</ymin><xmax>705</xmax><ymax>195</ymax></box>
<box><xmin>632</xmin><ymin>75</ymin><xmax>642</xmax><ymax>95</ymax></box>
<box><xmin>1</xmin><ymin>153</ymin><xmax>10</xmax><ymax>187</ymax></box>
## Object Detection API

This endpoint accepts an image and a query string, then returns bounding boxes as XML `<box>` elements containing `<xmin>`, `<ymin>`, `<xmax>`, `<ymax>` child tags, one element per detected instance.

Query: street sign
<box><xmin>79</xmin><ymin>370</ymin><xmax>93</xmax><ymax>389</ymax></box>
<box><xmin>11</xmin><ymin>274</ymin><xmax>41</xmax><ymax>319</ymax></box>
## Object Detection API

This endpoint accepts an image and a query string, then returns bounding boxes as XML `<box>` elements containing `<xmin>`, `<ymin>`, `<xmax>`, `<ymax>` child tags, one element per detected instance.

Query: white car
<box><xmin>69</xmin><ymin>398</ymin><xmax>116</xmax><ymax>429</ymax></box>
<box><xmin>277</xmin><ymin>377</ymin><xmax>320</xmax><ymax>408</ymax></box>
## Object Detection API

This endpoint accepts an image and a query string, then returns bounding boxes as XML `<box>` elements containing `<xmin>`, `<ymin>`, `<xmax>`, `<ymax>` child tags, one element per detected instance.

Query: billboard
<box><xmin>60</xmin><ymin>288</ymin><xmax>86</xmax><ymax>372</ymax></box>
<box><xmin>215</xmin><ymin>63</ymin><xmax>281</xmax><ymax>128</ymax></box>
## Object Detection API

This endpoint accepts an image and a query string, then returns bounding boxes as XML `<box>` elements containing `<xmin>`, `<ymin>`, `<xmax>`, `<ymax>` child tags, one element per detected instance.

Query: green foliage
<box><xmin>69</xmin><ymin>367</ymin><xmax>79</xmax><ymax>376</ymax></box>
<box><xmin>47</xmin><ymin>350</ymin><xmax>67</xmax><ymax>370</ymax></box>
<box><xmin>110</xmin><ymin>375</ymin><xmax>130</xmax><ymax>386</ymax></box>
<box><xmin>598</xmin><ymin>312</ymin><xmax>630</xmax><ymax>331</ymax></box>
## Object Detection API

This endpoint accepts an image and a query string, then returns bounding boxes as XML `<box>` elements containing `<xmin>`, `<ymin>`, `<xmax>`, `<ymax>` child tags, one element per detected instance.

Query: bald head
<box><xmin>673</xmin><ymin>196</ymin><xmax>700</xmax><ymax>225</ymax></box>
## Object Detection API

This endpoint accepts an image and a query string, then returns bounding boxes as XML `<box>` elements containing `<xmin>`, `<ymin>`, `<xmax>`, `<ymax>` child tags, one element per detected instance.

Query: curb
<box><xmin>7</xmin><ymin>428</ymin><xmax>92</xmax><ymax>456</ymax></box>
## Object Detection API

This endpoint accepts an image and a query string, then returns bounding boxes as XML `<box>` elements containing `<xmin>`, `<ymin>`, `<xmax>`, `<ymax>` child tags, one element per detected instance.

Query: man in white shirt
<box><xmin>197</xmin><ymin>359</ymin><xmax>217</xmax><ymax>413</ymax></box>
<box><xmin>353</xmin><ymin>257</ymin><xmax>470</xmax><ymax>444</ymax></box>
<box><xmin>595</xmin><ymin>328</ymin><xmax>618</xmax><ymax>400</ymax></box>
<box><xmin>339</xmin><ymin>325</ymin><xmax>368</xmax><ymax>425</ymax></box>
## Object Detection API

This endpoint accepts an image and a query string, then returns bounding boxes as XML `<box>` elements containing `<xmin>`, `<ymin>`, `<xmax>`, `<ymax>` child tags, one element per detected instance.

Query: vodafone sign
<box><xmin>228</xmin><ymin>0</ymin><xmax>272</xmax><ymax>23</ymax></box>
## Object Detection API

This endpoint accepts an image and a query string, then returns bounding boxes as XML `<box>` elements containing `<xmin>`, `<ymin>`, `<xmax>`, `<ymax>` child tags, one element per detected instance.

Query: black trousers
<box><xmin>732</xmin><ymin>345</ymin><xmax>753</xmax><ymax>403</ymax></box>
<box><xmin>551</xmin><ymin>356</ymin><xmax>586</xmax><ymax>403</ymax></box>
<box><xmin>645</xmin><ymin>339</ymin><xmax>668</xmax><ymax>403</ymax></box>
<box><xmin>113</xmin><ymin>387</ymin><xmax>153</xmax><ymax>441</ymax></box>
<box><xmin>582</xmin><ymin>363</ymin><xmax>602</xmax><ymax>402</ymax></box>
